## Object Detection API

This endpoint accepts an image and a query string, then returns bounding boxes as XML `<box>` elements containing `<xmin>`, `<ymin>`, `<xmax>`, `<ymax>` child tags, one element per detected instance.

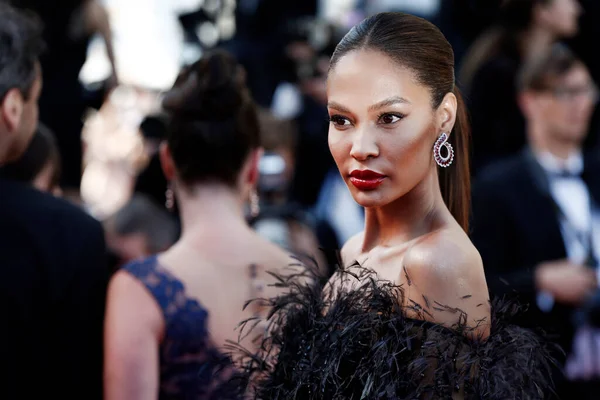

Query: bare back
<box><xmin>104</xmin><ymin>226</ymin><xmax>298</xmax><ymax>400</ymax></box>
<box><xmin>157</xmin><ymin>227</ymin><xmax>298</xmax><ymax>350</ymax></box>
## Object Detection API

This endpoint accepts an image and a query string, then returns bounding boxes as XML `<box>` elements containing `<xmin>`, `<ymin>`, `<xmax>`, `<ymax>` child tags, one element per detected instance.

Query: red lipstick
<box><xmin>349</xmin><ymin>170</ymin><xmax>386</xmax><ymax>190</ymax></box>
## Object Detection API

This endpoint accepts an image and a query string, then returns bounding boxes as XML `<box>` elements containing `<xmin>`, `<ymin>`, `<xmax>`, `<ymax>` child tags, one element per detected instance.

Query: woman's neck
<box><xmin>176</xmin><ymin>182</ymin><xmax>251</xmax><ymax>240</ymax></box>
<box><xmin>362</xmin><ymin>168</ymin><xmax>447</xmax><ymax>252</ymax></box>
<box><xmin>520</xmin><ymin>26</ymin><xmax>555</xmax><ymax>62</ymax></box>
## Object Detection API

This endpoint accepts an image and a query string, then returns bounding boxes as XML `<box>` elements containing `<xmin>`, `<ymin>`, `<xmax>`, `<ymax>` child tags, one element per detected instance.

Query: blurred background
<box><xmin>8</xmin><ymin>0</ymin><xmax>597</xmax><ymax>263</ymax></box>
<box><xmin>3</xmin><ymin>0</ymin><xmax>600</xmax><ymax>396</ymax></box>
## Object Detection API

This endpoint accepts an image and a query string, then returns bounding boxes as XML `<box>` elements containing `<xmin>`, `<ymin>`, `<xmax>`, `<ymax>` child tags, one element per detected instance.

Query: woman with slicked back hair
<box><xmin>231</xmin><ymin>12</ymin><xmax>556</xmax><ymax>399</ymax></box>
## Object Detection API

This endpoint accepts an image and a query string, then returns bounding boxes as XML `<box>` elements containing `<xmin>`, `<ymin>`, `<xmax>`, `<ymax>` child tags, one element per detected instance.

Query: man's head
<box><xmin>0</xmin><ymin>3</ymin><xmax>43</xmax><ymax>165</ymax></box>
<box><xmin>104</xmin><ymin>195</ymin><xmax>179</xmax><ymax>266</ymax></box>
<box><xmin>0</xmin><ymin>123</ymin><xmax>62</xmax><ymax>195</ymax></box>
<box><xmin>518</xmin><ymin>44</ymin><xmax>597</xmax><ymax>149</ymax></box>
<box><xmin>256</xmin><ymin>109</ymin><xmax>297</xmax><ymax>197</ymax></box>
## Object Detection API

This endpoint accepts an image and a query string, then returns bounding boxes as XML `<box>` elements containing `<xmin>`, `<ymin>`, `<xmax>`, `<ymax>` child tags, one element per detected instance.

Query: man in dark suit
<box><xmin>0</xmin><ymin>4</ymin><xmax>108</xmax><ymax>399</ymax></box>
<box><xmin>472</xmin><ymin>44</ymin><xmax>600</xmax><ymax>397</ymax></box>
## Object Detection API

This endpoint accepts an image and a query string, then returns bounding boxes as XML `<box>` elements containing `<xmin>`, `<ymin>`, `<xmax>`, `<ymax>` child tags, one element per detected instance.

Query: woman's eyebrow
<box><xmin>368</xmin><ymin>96</ymin><xmax>411</xmax><ymax>111</ymax></box>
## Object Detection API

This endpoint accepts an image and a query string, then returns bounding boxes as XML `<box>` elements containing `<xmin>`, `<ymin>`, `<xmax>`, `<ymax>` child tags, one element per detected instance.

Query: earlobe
<box><xmin>248</xmin><ymin>147</ymin><xmax>264</xmax><ymax>186</ymax></box>
<box><xmin>1</xmin><ymin>89</ymin><xmax>24</xmax><ymax>133</ymax></box>
<box><xmin>159</xmin><ymin>141</ymin><xmax>176</xmax><ymax>181</ymax></box>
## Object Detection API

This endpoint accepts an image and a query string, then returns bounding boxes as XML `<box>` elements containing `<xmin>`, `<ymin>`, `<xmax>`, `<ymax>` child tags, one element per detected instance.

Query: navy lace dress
<box><xmin>123</xmin><ymin>256</ymin><xmax>240</xmax><ymax>400</ymax></box>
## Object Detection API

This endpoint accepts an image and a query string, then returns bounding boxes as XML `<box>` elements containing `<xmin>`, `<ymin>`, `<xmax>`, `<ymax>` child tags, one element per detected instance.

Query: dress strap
<box><xmin>122</xmin><ymin>256</ymin><xmax>189</xmax><ymax>323</ymax></box>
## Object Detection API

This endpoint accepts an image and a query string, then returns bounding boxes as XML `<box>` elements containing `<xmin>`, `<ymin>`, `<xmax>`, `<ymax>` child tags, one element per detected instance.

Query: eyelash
<box><xmin>328</xmin><ymin>112</ymin><xmax>405</xmax><ymax>128</ymax></box>
<box><xmin>377</xmin><ymin>112</ymin><xmax>405</xmax><ymax>125</ymax></box>
<box><xmin>328</xmin><ymin>115</ymin><xmax>351</xmax><ymax>127</ymax></box>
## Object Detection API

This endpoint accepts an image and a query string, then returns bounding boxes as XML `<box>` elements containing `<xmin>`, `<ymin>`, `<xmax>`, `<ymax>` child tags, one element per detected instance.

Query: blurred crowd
<box><xmin>2</xmin><ymin>0</ymin><xmax>600</xmax><ymax>398</ymax></box>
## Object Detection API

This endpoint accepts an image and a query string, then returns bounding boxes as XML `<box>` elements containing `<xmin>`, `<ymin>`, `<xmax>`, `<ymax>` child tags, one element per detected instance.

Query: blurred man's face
<box><xmin>0</xmin><ymin>63</ymin><xmax>42</xmax><ymax>164</ymax></box>
<box><xmin>532</xmin><ymin>64</ymin><xmax>597</xmax><ymax>145</ymax></box>
<box><xmin>106</xmin><ymin>231</ymin><xmax>150</xmax><ymax>266</ymax></box>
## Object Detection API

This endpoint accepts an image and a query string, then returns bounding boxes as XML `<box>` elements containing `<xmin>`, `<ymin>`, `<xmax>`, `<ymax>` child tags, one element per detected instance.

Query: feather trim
<box><xmin>225</xmin><ymin>263</ymin><xmax>559</xmax><ymax>399</ymax></box>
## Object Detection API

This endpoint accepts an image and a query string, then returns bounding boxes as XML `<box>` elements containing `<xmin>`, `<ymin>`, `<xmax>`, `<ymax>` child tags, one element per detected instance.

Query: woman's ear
<box><xmin>246</xmin><ymin>147</ymin><xmax>264</xmax><ymax>187</ymax></box>
<box><xmin>517</xmin><ymin>91</ymin><xmax>539</xmax><ymax>119</ymax></box>
<box><xmin>1</xmin><ymin>88</ymin><xmax>24</xmax><ymax>134</ymax></box>
<box><xmin>159</xmin><ymin>141</ymin><xmax>176</xmax><ymax>181</ymax></box>
<box><xmin>437</xmin><ymin>92</ymin><xmax>458</xmax><ymax>135</ymax></box>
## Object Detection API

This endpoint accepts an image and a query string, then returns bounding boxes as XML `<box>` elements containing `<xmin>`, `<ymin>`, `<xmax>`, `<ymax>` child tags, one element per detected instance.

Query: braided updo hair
<box><xmin>162</xmin><ymin>50</ymin><xmax>260</xmax><ymax>187</ymax></box>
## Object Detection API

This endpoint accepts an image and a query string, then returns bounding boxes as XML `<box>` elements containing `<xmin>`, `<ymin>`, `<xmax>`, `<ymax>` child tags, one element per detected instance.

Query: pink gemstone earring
<box><xmin>250</xmin><ymin>189</ymin><xmax>260</xmax><ymax>217</ymax></box>
<box><xmin>433</xmin><ymin>132</ymin><xmax>454</xmax><ymax>168</ymax></box>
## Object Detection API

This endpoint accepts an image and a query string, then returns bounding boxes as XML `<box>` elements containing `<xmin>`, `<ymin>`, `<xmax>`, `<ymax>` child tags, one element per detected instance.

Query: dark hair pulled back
<box><xmin>162</xmin><ymin>50</ymin><xmax>260</xmax><ymax>187</ymax></box>
<box><xmin>330</xmin><ymin>12</ymin><xmax>471</xmax><ymax>232</ymax></box>
<box><xmin>498</xmin><ymin>0</ymin><xmax>553</xmax><ymax>32</ymax></box>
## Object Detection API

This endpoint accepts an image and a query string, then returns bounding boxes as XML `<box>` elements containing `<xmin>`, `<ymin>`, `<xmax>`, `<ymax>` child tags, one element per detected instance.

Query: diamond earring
<box><xmin>433</xmin><ymin>132</ymin><xmax>454</xmax><ymax>168</ymax></box>
<box><xmin>250</xmin><ymin>189</ymin><xmax>260</xmax><ymax>217</ymax></box>
<box><xmin>165</xmin><ymin>183</ymin><xmax>175</xmax><ymax>211</ymax></box>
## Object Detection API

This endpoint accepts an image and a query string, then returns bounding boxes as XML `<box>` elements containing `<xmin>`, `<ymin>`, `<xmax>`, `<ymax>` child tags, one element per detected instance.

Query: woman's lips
<box><xmin>349</xmin><ymin>170</ymin><xmax>386</xmax><ymax>190</ymax></box>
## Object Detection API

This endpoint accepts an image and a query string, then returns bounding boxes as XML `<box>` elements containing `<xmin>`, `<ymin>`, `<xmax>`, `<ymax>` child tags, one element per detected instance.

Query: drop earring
<box><xmin>165</xmin><ymin>183</ymin><xmax>175</xmax><ymax>211</ymax></box>
<box><xmin>433</xmin><ymin>132</ymin><xmax>454</xmax><ymax>168</ymax></box>
<box><xmin>250</xmin><ymin>189</ymin><xmax>260</xmax><ymax>218</ymax></box>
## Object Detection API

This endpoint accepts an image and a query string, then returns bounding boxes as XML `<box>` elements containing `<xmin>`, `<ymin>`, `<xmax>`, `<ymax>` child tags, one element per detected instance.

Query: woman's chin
<box><xmin>350</xmin><ymin>190</ymin><xmax>388</xmax><ymax>208</ymax></box>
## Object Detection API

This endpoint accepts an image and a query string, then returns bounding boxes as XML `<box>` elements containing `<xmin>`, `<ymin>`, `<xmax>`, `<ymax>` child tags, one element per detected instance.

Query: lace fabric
<box><xmin>123</xmin><ymin>256</ymin><xmax>240</xmax><ymax>399</ymax></box>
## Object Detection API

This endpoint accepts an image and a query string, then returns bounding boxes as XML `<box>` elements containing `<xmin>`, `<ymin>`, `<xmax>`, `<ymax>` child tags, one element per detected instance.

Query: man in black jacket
<box><xmin>472</xmin><ymin>44</ymin><xmax>600</xmax><ymax>397</ymax></box>
<box><xmin>0</xmin><ymin>4</ymin><xmax>108</xmax><ymax>398</ymax></box>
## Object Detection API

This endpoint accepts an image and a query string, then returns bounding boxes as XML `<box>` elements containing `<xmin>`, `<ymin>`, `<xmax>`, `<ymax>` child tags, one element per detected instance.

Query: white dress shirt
<box><xmin>533</xmin><ymin>151</ymin><xmax>600</xmax><ymax>379</ymax></box>
<box><xmin>535</xmin><ymin>151</ymin><xmax>600</xmax><ymax>312</ymax></box>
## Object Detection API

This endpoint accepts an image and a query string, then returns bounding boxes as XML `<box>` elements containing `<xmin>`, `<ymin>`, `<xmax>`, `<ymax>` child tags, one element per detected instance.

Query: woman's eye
<box><xmin>329</xmin><ymin>115</ymin><xmax>352</xmax><ymax>127</ymax></box>
<box><xmin>378</xmin><ymin>113</ymin><xmax>403</xmax><ymax>125</ymax></box>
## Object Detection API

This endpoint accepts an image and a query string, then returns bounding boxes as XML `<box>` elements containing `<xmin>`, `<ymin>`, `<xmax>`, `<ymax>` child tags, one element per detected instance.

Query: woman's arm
<box><xmin>84</xmin><ymin>0</ymin><xmax>118</xmax><ymax>87</ymax></box>
<box><xmin>104</xmin><ymin>271</ymin><xmax>164</xmax><ymax>400</ymax></box>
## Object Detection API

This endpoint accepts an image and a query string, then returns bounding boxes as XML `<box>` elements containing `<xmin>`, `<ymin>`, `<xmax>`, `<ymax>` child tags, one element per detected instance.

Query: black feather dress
<box><xmin>226</xmin><ymin>262</ymin><xmax>559</xmax><ymax>400</ymax></box>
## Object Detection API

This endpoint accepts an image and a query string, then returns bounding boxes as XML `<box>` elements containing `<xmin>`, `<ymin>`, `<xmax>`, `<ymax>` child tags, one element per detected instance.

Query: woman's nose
<box><xmin>349</xmin><ymin>130</ymin><xmax>379</xmax><ymax>161</ymax></box>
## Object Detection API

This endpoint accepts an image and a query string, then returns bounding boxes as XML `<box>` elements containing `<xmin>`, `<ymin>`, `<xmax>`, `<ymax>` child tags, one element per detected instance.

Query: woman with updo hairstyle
<box><xmin>231</xmin><ymin>12</ymin><xmax>556</xmax><ymax>399</ymax></box>
<box><xmin>103</xmin><ymin>51</ymin><xmax>296</xmax><ymax>399</ymax></box>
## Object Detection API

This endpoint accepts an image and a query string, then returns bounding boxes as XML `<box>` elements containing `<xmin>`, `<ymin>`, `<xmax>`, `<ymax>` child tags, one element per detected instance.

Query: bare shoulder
<box><xmin>341</xmin><ymin>231</ymin><xmax>365</xmax><ymax>267</ymax></box>
<box><xmin>251</xmin><ymin>235</ymin><xmax>307</xmax><ymax>295</ymax></box>
<box><xmin>105</xmin><ymin>269</ymin><xmax>164</xmax><ymax>336</ymax></box>
<box><xmin>255</xmin><ymin>235</ymin><xmax>300</xmax><ymax>271</ymax></box>
<box><xmin>404</xmin><ymin>229</ymin><xmax>485</xmax><ymax>285</ymax></box>
<box><xmin>403</xmin><ymin>229</ymin><xmax>490</xmax><ymax>336</ymax></box>
<box><xmin>107</xmin><ymin>269</ymin><xmax>151</xmax><ymax>304</ymax></box>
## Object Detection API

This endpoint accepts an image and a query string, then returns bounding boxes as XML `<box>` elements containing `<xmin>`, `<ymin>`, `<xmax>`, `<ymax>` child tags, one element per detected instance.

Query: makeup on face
<box><xmin>349</xmin><ymin>169</ymin><xmax>387</xmax><ymax>191</ymax></box>
<box><xmin>326</xmin><ymin>49</ymin><xmax>439</xmax><ymax>207</ymax></box>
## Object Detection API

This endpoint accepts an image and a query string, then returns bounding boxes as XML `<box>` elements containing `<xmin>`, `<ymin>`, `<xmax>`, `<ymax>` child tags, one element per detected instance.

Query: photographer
<box><xmin>250</xmin><ymin>110</ymin><xmax>335</xmax><ymax>277</ymax></box>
